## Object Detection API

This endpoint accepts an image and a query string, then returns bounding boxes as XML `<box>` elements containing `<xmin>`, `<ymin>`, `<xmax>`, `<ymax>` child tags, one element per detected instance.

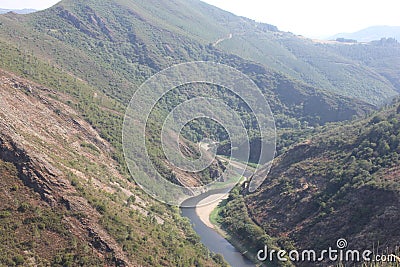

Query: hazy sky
<box><xmin>1</xmin><ymin>0</ymin><xmax>399</xmax><ymax>38</ymax></box>
<box><xmin>0</xmin><ymin>0</ymin><xmax>60</xmax><ymax>11</ymax></box>
<box><xmin>202</xmin><ymin>0</ymin><xmax>400</xmax><ymax>38</ymax></box>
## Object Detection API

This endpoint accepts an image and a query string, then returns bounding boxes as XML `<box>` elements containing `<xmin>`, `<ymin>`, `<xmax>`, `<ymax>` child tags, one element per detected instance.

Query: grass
<box><xmin>209</xmin><ymin>199</ymin><xmax>227</xmax><ymax>226</ymax></box>
<box><xmin>217</xmin><ymin>155</ymin><xmax>257</xmax><ymax>170</ymax></box>
<box><xmin>208</xmin><ymin>175</ymin><xmax>245</xmax><ymax>190</ymax></box>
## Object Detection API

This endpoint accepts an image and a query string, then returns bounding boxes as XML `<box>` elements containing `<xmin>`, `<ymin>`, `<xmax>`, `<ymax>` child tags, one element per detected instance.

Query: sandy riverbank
<box><xmin>195</xmin><ymin>193</ymin><xmax>228</xmax><ymax>229</ymax></box>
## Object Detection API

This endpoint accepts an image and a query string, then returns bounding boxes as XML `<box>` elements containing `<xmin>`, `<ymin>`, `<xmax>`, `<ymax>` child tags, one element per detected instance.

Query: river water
<box><xmin>181</xmin><ymin>189</ymin><xmax>255</xmax><ymax>267</ymax></box>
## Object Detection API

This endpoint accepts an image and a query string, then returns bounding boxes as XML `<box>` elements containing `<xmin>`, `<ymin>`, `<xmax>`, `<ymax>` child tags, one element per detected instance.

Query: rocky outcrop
<box><xmin>57</xmin><ymin>7</ymin><xmax>97</xmax><ymax>38</ymax></box>
<box><xmin>55</xmin><ymin>5</ymin><xmax>115</xmax><ymax>41</ymax></box>
<box><xmin>0</xmin><ymin>135</ymin><xmax>60</xmax><ymax>205</ymax></box>
<box><xmin>84</xmin><ymin>6</ymin><xmax>115</xmax><ymax>41</ymax></box>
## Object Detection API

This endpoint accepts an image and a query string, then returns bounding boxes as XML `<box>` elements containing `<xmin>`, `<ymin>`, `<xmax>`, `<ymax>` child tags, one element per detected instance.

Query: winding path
<box><xmin>213</xmin><ymin>33</ymin><xmax>233</xmax><ymax>47</ymax></box>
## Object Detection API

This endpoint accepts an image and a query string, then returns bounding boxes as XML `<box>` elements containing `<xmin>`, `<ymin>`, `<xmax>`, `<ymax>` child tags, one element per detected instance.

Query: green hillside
<box><xmin>0</xmin><ymin>0</ymin><xmax>382</xmax><ymax>164</ymax></box>
<box><xmin>216</xmin><ymin>102</ymin><xmax>400</xmax><ymax>265</ymax></box>
<box><xmin>325</xmin><ymin>38</ymin><xmax>400</xmax><ymax>92</ymax></box>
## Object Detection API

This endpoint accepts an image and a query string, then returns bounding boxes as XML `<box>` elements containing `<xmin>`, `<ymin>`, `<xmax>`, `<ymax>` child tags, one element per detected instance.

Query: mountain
<box><xmin>0</xmin><ymin>69</ymin><xmax>226</xmax><ymax>266</ymax></box>
<box><xmin>324</xmin><ymin>38</ymin><xmax>400</xmax><ymax>95</ymax></box>
<box><xmin>0</xmin><ymin>0</ymin><xmax>399</xmax><ymax>266</ymax></box>
<box><xmin>0</xmin><ymin>0</ymin><xmax>398</xmax><ymax>108</ymax></box>
<box><xmin>0</xmin><ymin>0</ymin><xmax>382</xmax><ymax>142</ymax></box>
<box><xmin>0</xmin><ymin>8</ymin><xmax>36</xmax><ymax>14</ymax></box>
<box><xmin>217</xmin><ymin>102</ymin><xmax>400</xmax><ymax>265</ymax></box>
<box><xmin>0</xmin><ymin>69</ymin><xmax>129</xmax><ymax>265</ymax></box>
<box><xmin>330</xmin><ymin>25</ymin><xmax>400</xmax><ymax>42</ymax></box>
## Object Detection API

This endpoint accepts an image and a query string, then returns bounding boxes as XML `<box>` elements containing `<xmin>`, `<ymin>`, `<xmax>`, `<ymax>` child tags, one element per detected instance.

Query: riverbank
<box><xmin>196</xmin><ymin>193</ymin><xmax>228</xmax><ymax>229</ymax></box>
<box><xmin>205</xmin><ymin>196</ymin><xmax>261</xmax><ymax>266</ymax></box>
<box><xmin>180</xmin><ymin>189</ymin><xmax>255</xmax><ymax>267</ymax></box>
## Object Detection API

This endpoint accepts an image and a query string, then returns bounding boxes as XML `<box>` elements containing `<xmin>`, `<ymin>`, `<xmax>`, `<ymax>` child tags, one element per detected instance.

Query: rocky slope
<box><xmin>0</xmin><ymin>69</ymin><xmax>129</xmax><ymax>265</ymax></box>
<box><xmin>218</xmin><ymin>103</ymin><xmax>400</xmax><ymax>265</ymax></box>
<box><xmin>0</xmin><ymin>69</ymin><xmax>220</xmax><ymax>266</ymax></box>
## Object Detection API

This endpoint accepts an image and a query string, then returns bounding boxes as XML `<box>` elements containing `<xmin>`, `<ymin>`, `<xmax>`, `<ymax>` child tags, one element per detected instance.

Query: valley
<box><xmin>0</xmin><ymin>0</ymin><xmax>399</xmax><ymax>266</ymax></box>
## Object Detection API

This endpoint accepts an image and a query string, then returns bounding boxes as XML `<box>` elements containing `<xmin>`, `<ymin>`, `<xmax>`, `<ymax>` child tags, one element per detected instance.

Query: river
<box><xmin>181</xmin><ymin>189</ymin><xmax>255</xmax><ymax>267</ymax></box>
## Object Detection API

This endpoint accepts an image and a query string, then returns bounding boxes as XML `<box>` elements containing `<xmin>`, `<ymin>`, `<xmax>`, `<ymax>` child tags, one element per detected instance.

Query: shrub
<box><xmin>18</xmin><ymin>203</ymin><xmax>31</xmax><ymax>212</ymax></box>
<box><xmin>12</xmin><ymin>255</ymin><xmax>24</xmax><ymax>265</ymax></box>
<box><xmin>0</xmin><ymin>210</ymin><xmax>12</xmax><ymax>218</ymax></box>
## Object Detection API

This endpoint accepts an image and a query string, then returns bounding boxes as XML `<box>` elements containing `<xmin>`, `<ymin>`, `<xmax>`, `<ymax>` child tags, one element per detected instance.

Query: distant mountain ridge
<box><xmin>330</xmin><ymin>25</ymin><xmax>400</xmax><ymax>42</ymax></box>
<box><xmin>0</xmin><ymin>8</ymin><xmax>36</xmax><ymax>14</ymax></box>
